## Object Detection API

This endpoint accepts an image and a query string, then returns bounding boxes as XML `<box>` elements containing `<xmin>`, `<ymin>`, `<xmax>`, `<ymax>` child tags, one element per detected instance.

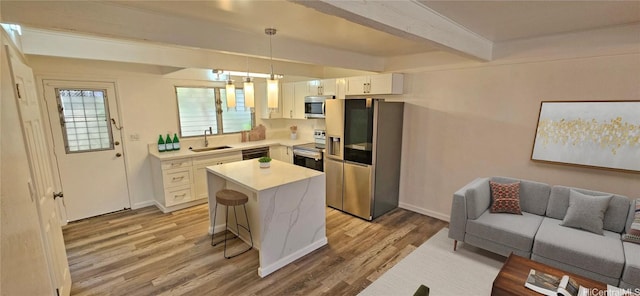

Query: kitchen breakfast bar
<box><xmin>206</xmin><ymin>159</ymin><xmax>326</xmax><ymax>277</ymax></box>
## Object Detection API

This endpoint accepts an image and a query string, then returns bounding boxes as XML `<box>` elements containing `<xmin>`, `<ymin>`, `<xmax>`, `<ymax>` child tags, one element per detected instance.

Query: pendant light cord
<box><xmin>265</xmin><ymin>27</ymin><xmax>276</xmax><ymax>79</ymax></box>
<box><xmin>246</xmin><ymin>56</ymin><xmax>250</xmax><ymax>79</ymax></box>
<box><xmin>269</xmin><ymin>33</ymin><xmax>274</xmax><ymax>77</ymax></box>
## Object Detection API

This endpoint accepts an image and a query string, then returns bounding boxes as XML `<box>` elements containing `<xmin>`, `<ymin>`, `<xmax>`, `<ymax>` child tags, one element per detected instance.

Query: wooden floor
<box><xmin>63</xmin><ymin>204</ymin><xmax>447</xmax><ymax>296</ymax></box>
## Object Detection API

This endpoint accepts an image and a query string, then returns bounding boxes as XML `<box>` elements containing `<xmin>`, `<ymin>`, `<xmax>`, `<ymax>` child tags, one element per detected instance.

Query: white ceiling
<box><xmin>421</xmin><ymin>0</ymin><xmax>640</xmax><ymax>42</ymax></box>
<box><xmin>2</xmin><ymin>0</ymin><xmax>639</xmax><ymax>70</ymax></box>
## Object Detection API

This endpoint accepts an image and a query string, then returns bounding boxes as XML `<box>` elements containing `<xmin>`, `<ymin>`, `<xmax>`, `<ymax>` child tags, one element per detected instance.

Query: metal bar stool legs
<box><xmin>211</xmin><ymin>190</ymin><xmax>253</xmax><ymax>259</ymax></box>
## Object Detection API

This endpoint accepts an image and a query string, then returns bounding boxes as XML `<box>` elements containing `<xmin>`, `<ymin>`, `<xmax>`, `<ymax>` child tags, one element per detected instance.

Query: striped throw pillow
<box><xmin>623</xmin><ymin>199</ymin><xmax>640</xmax><ymax>244</ymax></box>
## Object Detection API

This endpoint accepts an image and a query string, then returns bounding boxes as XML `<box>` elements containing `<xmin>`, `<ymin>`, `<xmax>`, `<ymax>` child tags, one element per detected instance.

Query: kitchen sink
<box><xmin>191</xmin><ymin>145</ymin><xmax>232</xmax><ymax>152</ymax></box>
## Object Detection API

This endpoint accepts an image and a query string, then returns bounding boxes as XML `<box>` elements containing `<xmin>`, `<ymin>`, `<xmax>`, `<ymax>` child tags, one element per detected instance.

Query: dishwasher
<box><xmin>241</xmin><ymin>146</ymin><xmax>269</xmax><ymax>160</ymax></box>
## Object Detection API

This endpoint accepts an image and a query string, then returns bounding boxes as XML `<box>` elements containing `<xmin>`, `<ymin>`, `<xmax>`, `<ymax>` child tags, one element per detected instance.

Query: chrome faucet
<box><xmin>204</xmin><ymin>127</ymin><xmax>213</xmax><ymax>147</ymax></box>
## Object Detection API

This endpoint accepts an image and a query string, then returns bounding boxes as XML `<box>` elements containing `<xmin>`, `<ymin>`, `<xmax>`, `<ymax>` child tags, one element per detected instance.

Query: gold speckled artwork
<box><xmin>532</xmin><ymin>101</ymin><xmax>640</xmax><ymax>172</ymax></box>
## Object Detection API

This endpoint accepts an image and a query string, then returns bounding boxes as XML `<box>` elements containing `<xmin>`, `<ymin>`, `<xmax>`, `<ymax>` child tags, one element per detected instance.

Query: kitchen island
<box><xmin>206</xmin><ymin>159</ymin><xmax>326</xmax><ymax>277</ymax></box>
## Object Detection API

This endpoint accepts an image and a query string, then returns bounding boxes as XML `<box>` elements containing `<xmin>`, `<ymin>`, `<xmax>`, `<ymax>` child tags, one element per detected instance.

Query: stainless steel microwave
<box><xmin>304</xmin><ymin>95</ymin><xmax>334</xmax><ymax>119</ymax></box>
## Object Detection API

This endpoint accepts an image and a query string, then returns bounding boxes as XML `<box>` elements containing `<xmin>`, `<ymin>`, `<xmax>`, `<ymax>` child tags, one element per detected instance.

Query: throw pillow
<box><xmin>561</xmin><ymin>189</ymin><xmax>612</xmax><ymax>235</ymax></box>
<box><xmin>489</xmin><ymin>181</ymin><xmax>522</xmax><ymax>215</ymax></box>
<box><xmin>622</xmin><ymin>199</ymin><xmax>640</xmax><ymax>244</ymax></box>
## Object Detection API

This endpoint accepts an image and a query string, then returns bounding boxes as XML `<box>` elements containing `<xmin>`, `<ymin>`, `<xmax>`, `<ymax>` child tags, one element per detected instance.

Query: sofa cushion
<box><xmin>533</xmin><ymin>217</ymin><xmax>625</xmax><ymax>279</ymax></box>
<box><xmin>489</xmin><ymin>181</ymin><xmax>522</xmax><ymax>214</ymax></box>
<box><xmin>466</xmin><ymin>178</ymin><xmax>491</xmax><ymax>220</ymax></box>
<box><xmin>466</xmin><ymin>210</ymin><xmax>543</xmax><ymax>252</ymax></box>
<box><xmin>561</xmin><ymin>189</ymin><xmax>612</xmax><ymax>235</ymax></box>
<box><xmin>623</xmin><ymin>199</ymin><xmax>640</xmax><ymax>244</ymax></box>
<box><xmin>546</xmin><ymin>186</ymin><xmax>630</xmax><ymax>233</ymax></box>
<box><xmin>490</xmin><ymin>177</ymin><xmax>550</xmax><ymax>215</ymax></box>
<box><xmin>622</xmin><ymin>242</ymin><xmax>640</xmax><ymax>287</ymax></box>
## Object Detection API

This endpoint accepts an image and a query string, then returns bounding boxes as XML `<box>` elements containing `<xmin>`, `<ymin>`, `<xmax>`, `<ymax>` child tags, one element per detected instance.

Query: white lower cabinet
<box><xmin>193</xmin><ymin>153</ymin><xmax>242</xmax><ymax>201</ymax></box>
<box><xmin>150</xmin><ymin>151</ymin><xmax>242</xmax><ymax>212</ymax></box>
<box><xmin>164</xmin><ymin>186</ymin><xmax>193</xmax><ymax>207</ymax></box>
<box><xmin>270</xmin><ymin>145</ymin><xmax>293</xmax><ymax>163</ymax></box>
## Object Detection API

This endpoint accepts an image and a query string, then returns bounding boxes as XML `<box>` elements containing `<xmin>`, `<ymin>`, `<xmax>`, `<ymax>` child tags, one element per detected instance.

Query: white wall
<box><xmin>398</xmin><ymin>53</ymin><xmax>640</xmax><ymax>221</ymax></box>
<box><xmin>28</xmin><ymin>56</ymin><xmax>324</xmax><ymax>209</ymax></box>
<box><xmin>26</xmin><ymin>28</ymin><xmax>640</xmax><ymax>222</ymax></box>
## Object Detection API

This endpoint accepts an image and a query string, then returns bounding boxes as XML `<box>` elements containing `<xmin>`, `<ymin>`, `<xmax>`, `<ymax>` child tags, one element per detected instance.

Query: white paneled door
<box><xmin>43</xmin><ymin>80</ymin><xmax>130</xmax><ymax>221</ymax></box>
<box><xmin>8</xmin><ymin>51</ymin><xmax>71</xmax><ymax>296</ymax></box>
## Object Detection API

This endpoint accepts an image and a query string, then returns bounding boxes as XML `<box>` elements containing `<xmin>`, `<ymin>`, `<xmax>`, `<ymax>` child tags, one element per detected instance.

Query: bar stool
<box><xmin>211</xmin><ymin>189</ymin><xmax>254</xmax><ymax>259</ymax></box>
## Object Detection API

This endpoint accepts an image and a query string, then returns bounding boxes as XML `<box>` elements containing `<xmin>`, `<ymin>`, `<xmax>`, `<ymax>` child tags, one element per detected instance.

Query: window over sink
<box><xmin>176</xmin><ymin>86</ymin><xmax>252</xmax><ymax>137</ymax></box>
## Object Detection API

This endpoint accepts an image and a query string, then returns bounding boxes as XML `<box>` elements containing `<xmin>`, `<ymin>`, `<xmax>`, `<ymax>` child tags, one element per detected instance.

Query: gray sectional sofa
<box><xmin>448</xmin><ymin>176</ymin><xmax>639</xmax><ymax>289</ymax></box>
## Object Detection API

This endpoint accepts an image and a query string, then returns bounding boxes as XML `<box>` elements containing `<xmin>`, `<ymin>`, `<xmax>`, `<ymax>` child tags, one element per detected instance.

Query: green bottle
<box><xmin>157</xmin><ymin>134</ymin><xmax>166</xmax><ymax>152</ymax></box>
<box><xmin>165</xmin><ymin>134</ymin><xmax>173</xmax><ymax>151</ymax></box>
<box><xmin>172</xmin><ymin>133</ymin><xmax>180</xmax><ymax>151</ymax></box>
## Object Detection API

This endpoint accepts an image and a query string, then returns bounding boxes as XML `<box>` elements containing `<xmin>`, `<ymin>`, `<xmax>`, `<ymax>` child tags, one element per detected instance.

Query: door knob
<box><xmin>116</xmin><ymin>153</ymin><xmax>122</xmax><ymax>157</ymax></box>
<box><xmin>53</xmin><ymin>192</ymin><xmax>63</xmax><ymax>200</ymax></box>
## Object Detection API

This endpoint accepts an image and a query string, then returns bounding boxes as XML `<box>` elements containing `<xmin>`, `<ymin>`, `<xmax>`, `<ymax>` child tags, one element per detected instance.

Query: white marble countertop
<box><xmin>148</xmin><ymin>138</ymin><xmax>312</xmax><ymax>161</ymax></box>
<box><xmin>206</xmin><ymin>159</ymin><xmax>324</xmax><ymax>192</ymax></box>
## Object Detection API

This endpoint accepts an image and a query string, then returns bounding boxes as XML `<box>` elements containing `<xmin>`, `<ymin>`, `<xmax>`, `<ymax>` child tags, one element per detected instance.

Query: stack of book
<box><xmin>524</xmin><ymin>269</ymin><xmax>588</xmax><ymax>296</ymax></box>
<box><xmin>525</xmin><ymin>269</ymin><xmax>640</xmax><ymax>296</ymax></box>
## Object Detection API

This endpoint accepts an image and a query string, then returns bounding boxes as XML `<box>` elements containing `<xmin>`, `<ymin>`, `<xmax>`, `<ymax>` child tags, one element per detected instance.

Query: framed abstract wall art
<box><xmin>531</xmin><ymin>101</ymin><xmax>640</xmax><ymax>173</ymax></box>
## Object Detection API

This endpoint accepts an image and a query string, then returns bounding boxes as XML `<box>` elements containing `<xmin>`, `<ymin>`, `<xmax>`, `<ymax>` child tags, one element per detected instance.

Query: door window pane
<box><xmin>57</xmin><ymin>89</ymin><xmax>113</xmax><ymax>153</ymax></box>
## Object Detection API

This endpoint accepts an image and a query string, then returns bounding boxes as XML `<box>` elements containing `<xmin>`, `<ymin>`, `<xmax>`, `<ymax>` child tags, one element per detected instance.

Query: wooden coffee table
<box><xmin>491</xmin><ymin>253</ymin><xmax>607</xmax><ymax>295</ymax></box>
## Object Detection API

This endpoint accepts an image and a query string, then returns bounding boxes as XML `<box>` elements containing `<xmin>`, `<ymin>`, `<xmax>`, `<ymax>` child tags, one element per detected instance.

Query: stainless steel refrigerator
<box><xmin>325</xmin><ymin>98</ymin><xmax>404</xmax><ymax>220</ymax></box>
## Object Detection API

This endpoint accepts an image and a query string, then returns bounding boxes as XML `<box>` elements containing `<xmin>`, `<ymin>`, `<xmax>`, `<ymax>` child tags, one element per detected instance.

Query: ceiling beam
<box><xmin>19</xmin><ymin>28</ymin><xmax>326</xmax><ymax>78</ymax></box>
<box><xmin>294</xmin><ymin>0</ymin><xmax>493</xmax><ymax>61</ymax></box>
<box><xmin>2</xmin><ymin>1</ymin><xmax>385</xmax><ymax>72</ymax></box>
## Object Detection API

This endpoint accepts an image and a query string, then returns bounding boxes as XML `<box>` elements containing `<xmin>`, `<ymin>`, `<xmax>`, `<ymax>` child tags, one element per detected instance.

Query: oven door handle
<box><xmin>293</xmin><ymin>149</ymin><xmax>322</xmax><ymax>160</ymax></box>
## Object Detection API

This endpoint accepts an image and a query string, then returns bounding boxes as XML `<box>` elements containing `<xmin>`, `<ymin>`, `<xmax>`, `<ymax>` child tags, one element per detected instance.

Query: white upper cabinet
<box><xmin>281</xmin><ymin>82</ymin><xmax>295</xmax><ymax>119</ymax></box>
<box><xmin>345</xmin><ymin>73</ymin><xmax>403</xmax><ymax>96</ymax></box>
<box><xmin>281</xmin><ymin>81</ymin><xmax>307</xmax><ymax>119</ymax></box>
<box><xmin>292</xmin><ymin>81</ymin><xmax>308</xmax><ymax>119</ymax></box>
<box><xmin>308</xmin><ymin>79</ymin><xmax>337</xmax><ymax>96</ymax></box>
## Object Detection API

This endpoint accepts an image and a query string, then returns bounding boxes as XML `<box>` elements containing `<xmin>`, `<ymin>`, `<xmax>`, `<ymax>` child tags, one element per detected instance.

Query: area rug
<box><xmin>359</xmin><ymin>228</ymin><xmax>505</xmax><ymax>296</ymax></box>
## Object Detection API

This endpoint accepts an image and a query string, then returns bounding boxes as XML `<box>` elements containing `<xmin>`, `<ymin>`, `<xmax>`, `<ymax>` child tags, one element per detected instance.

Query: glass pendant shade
<box><xmin>267</xmin><ymin>78</ymin><xmax>279</xmax><ymax>109</ymax></box>
<box><xmin>243</xmin><ymin>77</ymin><xmax>254</xmax><ymax>108</ymax></box>
<box><xmin>265</xmin><ymin>28</ymin><xmax>279</xmax><ymax>110</ymax></box>
<box><xmin>225</xmin><ymin>80</ymin><xmax>236</xmax><ymax>108</ymax></box>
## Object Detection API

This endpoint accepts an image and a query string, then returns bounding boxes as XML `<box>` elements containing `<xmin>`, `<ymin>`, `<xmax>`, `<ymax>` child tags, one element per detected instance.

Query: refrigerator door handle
<box><xmin>344</xmin><ymin>160</ymin><xmax>369</xmax><ymax>167</ymax></box>
<box><xmin>326</xmin><ymin>155</ymin><xmax>342</xmax><ymax>161</ymax></box>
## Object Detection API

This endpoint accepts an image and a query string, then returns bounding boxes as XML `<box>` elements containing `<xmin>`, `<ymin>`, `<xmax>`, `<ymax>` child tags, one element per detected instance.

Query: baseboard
<box><xmin>399</xmin><ymin>202</ymin><xmax>450</xmax><ymax>222</ymax></box>
<box><xmin>208</xmin><ymin>224</ymin><xmax>228</xmax><ymax>235</ymax></box>
<box><xmin>131</xmin><ymin>200</ymin><xmax>156</xmax><ymax>209</ymax></box>
<box><xmin>258</xmin><ymin>237</ymin><xmax>328</xmax><ymax>278</ymax></box>
<box><xmin>153</xmin><ymin>199</ymin><xmax>207</xmax><ymax>213</ymax></box>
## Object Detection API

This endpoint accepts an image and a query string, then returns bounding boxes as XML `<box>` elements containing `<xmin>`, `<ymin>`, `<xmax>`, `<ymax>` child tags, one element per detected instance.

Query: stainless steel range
<box><xmin>292</xmin><ymin>130</ymin><xmax>325</xmax><ymax>172</ymax></box>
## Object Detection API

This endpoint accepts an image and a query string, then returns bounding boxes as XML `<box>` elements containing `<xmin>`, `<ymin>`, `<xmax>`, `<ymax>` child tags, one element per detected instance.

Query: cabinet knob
<box><xmin>116</xmin><ymin>153</ymin><xmax>122</xmax><ymax>157</ymax></box>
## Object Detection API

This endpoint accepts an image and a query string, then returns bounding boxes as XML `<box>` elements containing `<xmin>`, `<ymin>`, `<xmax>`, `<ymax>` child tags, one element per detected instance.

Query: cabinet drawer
<box><xmin>192</xmin><ymin>152</ymin><xmax>242</xmax><ymax>166</ymax></box>
<box><xmin>165</xmin><ymin>186</ymin><xmax>193</xmax><ymax>207</ymax></box>
<box><xmin>162</xmin><ymin>168</ymin><xmax>192</xmax><ymax>187</ymax></box>
<box><xmin>161</xmin><ymin>159</ymin><xmax>192</xmax><ymax>170</ymax></box>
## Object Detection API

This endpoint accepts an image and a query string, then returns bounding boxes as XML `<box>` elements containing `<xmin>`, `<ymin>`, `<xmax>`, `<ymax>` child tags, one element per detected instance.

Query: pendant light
<box><xmin>225</xmin><ymin>79</ymin><xmax>236</xmax><ymax>109</ymax></box>
<box><xmin>243</xmin><ymin>57</ymin><xmax>255</xmax><ymax>110</ymax></box>
<box><xmin>244</xmin><ymin>77</ymin><xmax>255</xmax><ymax>109</ymax></box>
<box><xmin>265</xmin><ymin>27</ymin><xmax>279</xmax><ymax>109</ymax></box>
